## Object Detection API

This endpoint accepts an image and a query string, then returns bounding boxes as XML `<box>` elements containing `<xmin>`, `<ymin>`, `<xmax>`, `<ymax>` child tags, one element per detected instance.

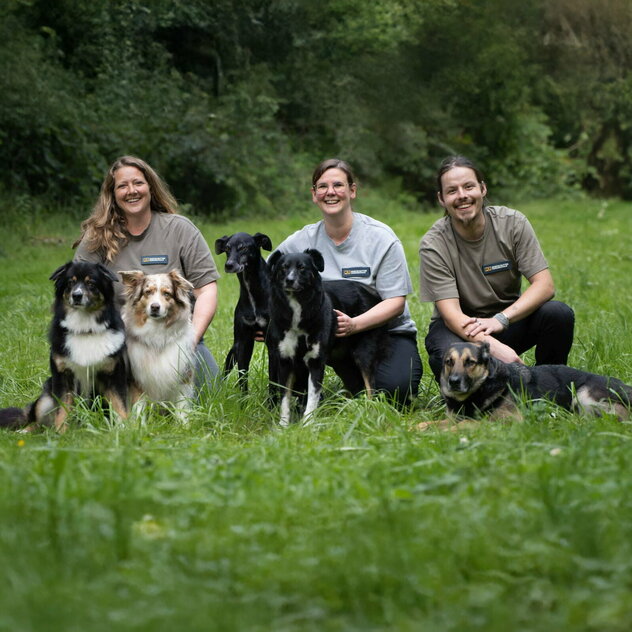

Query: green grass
<box><xmin>1</xmin><ymin>193</ymin><xmax>632</xmax><ymax>631</ymax></box>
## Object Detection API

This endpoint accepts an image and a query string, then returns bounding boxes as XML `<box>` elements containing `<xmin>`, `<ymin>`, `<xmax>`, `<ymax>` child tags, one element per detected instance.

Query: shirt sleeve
<box><xmin>512</xmin><ymin>214</ymin><xmax>548</xmax><ymax>279</ymax></box>
<box><xmin>73</xmin><ymin>239</ymin><xmax>103</xmax><ymax>264</ymax></box>
<box><xmin>374</xmin><ymin>240</ymin><xmax>413</xmax><ymax>299</ymax></box>
<box><xmin>419</xmin><ymin>239</ymin><xmax>459</xmax><ymax>303</ymax></box>
<box><xmin>178</xmin><ymin>221</ymin><xmax>220</xmax><ymax>289</ymax></box>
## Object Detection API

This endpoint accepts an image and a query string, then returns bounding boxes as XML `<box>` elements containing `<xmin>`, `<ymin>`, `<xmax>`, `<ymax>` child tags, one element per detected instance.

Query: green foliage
<box><xmin>1</xmin><ymin>0</ymin><xmax>632</xmax><ymax>211</ymax></box>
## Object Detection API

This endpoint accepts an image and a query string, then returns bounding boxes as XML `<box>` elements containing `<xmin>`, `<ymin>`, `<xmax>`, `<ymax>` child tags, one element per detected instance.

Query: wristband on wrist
<box><xmin>493</xmin><ymin>312</ymin><xmax>510</xmax><ymax>330</ymax></box>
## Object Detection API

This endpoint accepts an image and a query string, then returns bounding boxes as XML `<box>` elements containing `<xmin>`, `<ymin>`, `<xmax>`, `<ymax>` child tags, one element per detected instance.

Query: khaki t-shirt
<box><xmin>419</xmin><ymin>206</ymin><xmax>548</xmax><ymax>320</ymax></box>
<box><xmin>75</xmin><ymin>212</ymin><xmax>219</xmax><ymax>305</ymax></box>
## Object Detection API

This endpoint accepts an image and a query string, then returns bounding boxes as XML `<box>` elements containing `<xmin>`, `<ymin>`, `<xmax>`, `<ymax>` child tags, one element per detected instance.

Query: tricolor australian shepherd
<box><xmin>267</xmin><ymin>248</ymin><xmax>388</xmax><ymax>426</ymax></box>
<box><xmin>438</xmin><ymin>341</ymin><xmax>632</xmax><ymax>422</ymax></box>
<box><xmin>119</xmin><ymin>270</ymin><xmax>196</xmax><ymax>420</ymax></box>
<box><xmin>0</xmin><ymin>261</ymin><xmax>128</xmax><ymax>432</ymax></box>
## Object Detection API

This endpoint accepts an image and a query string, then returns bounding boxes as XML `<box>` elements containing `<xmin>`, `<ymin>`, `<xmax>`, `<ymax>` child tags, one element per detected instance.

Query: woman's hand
<box><xmin>334</xmin><ymin>309</ymin><xmax>357</xmax><ymax>337</ymax></box>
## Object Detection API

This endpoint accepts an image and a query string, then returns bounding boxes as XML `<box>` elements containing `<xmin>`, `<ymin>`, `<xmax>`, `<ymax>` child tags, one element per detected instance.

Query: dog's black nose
<box><xmin>71</xmin><ymin>289</ymin><xmax>84</xmax><ymax>304</ymax></box>
<box><xmin>150</xmin><ymin>303</ymin><xmax>161</xmax><ymax>315</ymax></box>
<box><xmin>448</xmin><ymin>375</ymin><xmax>463</xmax><ymax>389</ymax></box>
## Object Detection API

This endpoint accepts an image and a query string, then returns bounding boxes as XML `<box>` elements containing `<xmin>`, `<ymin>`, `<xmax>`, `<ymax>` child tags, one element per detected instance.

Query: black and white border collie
<box><xmin>0</xmin><ymin>261</ymin><xmax>128</xmax><ymax>432</ymax></box>
<box><xmin>267</xmin><ymin>248</ymin><xmax>388</xmax><ymax>426</ymax></box>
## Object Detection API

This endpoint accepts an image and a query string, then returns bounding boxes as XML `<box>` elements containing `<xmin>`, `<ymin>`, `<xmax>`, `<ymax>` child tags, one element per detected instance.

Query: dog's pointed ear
<box><xmin>254</xmin><ymin>233</ymin><xmax>272</xmax><ymax>252</ymax></box>
<box><xmin>97</xmin><ymin>263</ymin><xmax>118</xmax><ymax>283</ymax></box>
<box><xmin>214</xmin><ymin>236</ymin><xmax>229</xmax><ymax>255</ymax></box>
<box><xmin>480</xmin><ymin>341</ymin><xmax>491</xmax><ymax>362</ymax></box>
<box><xmin>49</xmin><ymin>262</ymin><xmax>72</xmax><ymax>282</ymax></box>
<box><xmin>305</xmin><ymin>248</ymin><xmax>324</xmax><ymax>272</ymax></box>
<box><xmin>267</xmin><ymin>250</ymin><xmax>282</xmax><ymax>271</ymax></box>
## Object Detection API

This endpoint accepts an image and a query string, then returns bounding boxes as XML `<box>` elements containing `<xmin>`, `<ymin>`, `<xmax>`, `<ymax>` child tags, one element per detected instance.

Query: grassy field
<box><xmin>1</xmin><ymin>192</ymin><xmax>632</xmax><ymax>631</ymax></box>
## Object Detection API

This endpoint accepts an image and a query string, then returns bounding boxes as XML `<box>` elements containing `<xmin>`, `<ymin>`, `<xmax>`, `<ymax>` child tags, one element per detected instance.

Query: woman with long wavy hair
<box><xmin>74</xmin><ymin>155</ymin><xmax>220</xmax><ymax>392</ymax></box>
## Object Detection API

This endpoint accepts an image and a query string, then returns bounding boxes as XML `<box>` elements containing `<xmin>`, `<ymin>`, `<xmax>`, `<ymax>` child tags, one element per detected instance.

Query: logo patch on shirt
<box><xmin>341</xmin><ymin>266</ymin><xmax>371</xmax><ymax>279</ymax></box>
<box><xmin>482</xmin><ymin>260</ymin><xmax>511</xmax><ymax>275</ymax></box>
<box><xmin>141</xmin><ymin>255</ymin><xmax>169</xmax><ymax>266</ymax></box>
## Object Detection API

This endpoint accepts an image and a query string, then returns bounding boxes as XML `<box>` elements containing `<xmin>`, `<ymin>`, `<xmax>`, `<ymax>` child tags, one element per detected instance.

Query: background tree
<box><xmin>1</xmin><ymin>0</ymin><xmax>631</xmax><ymax>213</ymax></box>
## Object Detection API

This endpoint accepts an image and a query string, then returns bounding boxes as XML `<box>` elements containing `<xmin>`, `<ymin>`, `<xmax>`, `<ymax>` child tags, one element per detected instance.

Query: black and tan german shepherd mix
<box><xmin>267</xmin><ymin>248</ymin><xmax>388</xmax><ymax>426</ymax></box>
<box><xmin>0</xmin><ymin>261</ymin><xmax>128</xmax><ymax>432</ymax></box>
<box><xmin>214</xmin><ymin>232</ymin><xmax>273</xmax><ymax>392</ymax></box>
<box><xmin>439</xmin><ymin>341</ymin><xmax>632</xmax><ymax>422</ymax></box>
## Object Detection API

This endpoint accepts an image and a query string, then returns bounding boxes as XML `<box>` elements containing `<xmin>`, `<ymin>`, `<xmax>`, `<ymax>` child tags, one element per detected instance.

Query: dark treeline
<box><xmin>2</xmin><ymin>0</ymin><xmax>632</xmax><ymax>214</ymax></box>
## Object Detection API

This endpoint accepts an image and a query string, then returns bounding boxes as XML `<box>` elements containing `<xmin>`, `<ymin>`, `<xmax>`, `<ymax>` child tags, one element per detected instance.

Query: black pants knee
<box><xmin>375</xmin><ymin>333</ymin><xmax>423</xmax><ymax>407</ymax></box>
<box><xmin>425</xmin><ymin>300</ymin><xmax>575</xmax><ymax>382</ymax></box>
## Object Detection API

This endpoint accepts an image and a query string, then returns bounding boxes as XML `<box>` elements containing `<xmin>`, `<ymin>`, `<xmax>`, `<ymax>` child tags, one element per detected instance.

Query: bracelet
<box><xmin>493</xmin><ymin>312</ymin><xmax>510</xmax><ymax>330</ymax></box>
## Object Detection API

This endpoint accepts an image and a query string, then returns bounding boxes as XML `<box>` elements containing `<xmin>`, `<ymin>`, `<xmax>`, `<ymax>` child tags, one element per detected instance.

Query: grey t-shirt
<box><xmin>275</xmin><ymin>212</ymin><xmax>417</xmax><ymax>335</ymax></box>
<box><xmin>74</xmin><ymin>212</ymin><xmax>219</xmax><ymax>305</ymax></box>
<box><xmin>419</xmin><ymin>206</ymin><xmax>548</xmax><ymax>320</ymax></box>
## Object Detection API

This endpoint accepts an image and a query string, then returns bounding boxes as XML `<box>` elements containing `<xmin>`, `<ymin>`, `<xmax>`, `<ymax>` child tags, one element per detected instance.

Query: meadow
<box><xmin>1</xmin><ymin>192</ymin><xmax>632</xmax><ymax>631</ymax></box>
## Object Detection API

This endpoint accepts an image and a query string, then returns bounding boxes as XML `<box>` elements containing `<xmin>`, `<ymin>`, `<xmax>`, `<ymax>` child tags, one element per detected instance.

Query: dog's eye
<box><xmin>163</xmin><ymin>291</ymin><xmax>173</xmax><ymax>299</ymax></box>
<box><xmin>445</xmin><ymin>358</ymin><xmax>454</xmax><ymax>368</ymax></box>
<box><xmin>464</xmin><ymin>359</ymin><xmax>477</xmax><ymax>367</ymax></box>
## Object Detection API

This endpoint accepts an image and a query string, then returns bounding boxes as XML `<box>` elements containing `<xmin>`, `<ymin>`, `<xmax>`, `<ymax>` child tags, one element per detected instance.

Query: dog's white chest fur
<box><xmin>126</xmin><ymin>318</ymin><xmax>195</xmax><ymax>401</ymax></box>
<box><xmin>61</xmin><ymin>312</ymin><xmax>125</xmax><ymax>394</ymax></box>
<box><xmin>62</xmin><ymin>312</ymin><xmax>124</xmax><ymax>366</ymax></box>
<box><xmin>278</xmin><ymin>296</ymin><xmax>319</xmax><ymax>362</ymax></box>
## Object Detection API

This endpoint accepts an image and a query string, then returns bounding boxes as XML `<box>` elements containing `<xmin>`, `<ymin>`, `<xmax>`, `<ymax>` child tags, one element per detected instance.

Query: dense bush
<box><xmin>1</xmin><ymin>0</ymin><xmax>631</xmax><ymax>214</ymax></box>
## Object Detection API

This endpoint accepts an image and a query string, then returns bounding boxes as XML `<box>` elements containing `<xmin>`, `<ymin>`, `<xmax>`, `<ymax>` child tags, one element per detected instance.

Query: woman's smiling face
<box><xmin>113</xmin><ymin>166</ymin><xmax>152</xmax><ymax>220</ymax></box>
<box><xmin>311</xmin><ymin>167</ymin><xmax>356</xmax><ymax>217</ymax></box>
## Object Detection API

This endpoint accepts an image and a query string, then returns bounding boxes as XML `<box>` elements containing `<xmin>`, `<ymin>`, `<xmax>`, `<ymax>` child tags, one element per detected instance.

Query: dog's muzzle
<box><xmin>149</xmin><ymin>302</ymin><xmax>164</xmax><ymax>318</ymax></box>
<box><xmin>70</xmin><ymin>288</ymin><xmax>85</xmax><ymax>306</ymax></box>
<box><xmin>448</xmin><ymin>374</ymin><xmax>469</xmax><ymax>392</ymax></box>
<box><xmin>225</xmin><ymin>260</ymin><xmax>244</xmax><ymax>274</ymax></box>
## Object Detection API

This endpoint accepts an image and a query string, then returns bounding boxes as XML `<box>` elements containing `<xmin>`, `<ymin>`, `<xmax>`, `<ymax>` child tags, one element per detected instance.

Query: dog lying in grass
<box><xmin>119</xmin><ymin>269</ymin><xmax>196</xmax><ymax>421</ymax></box>
<box><xmin>0</xmin><ymin>261</ymin><xmax>128</xmax><ymax>432</ymax></box>
<box><xmin>426</xmin><ymin>341</ymin><xmax>632</xmax><ymax>427</ymax></box>
<box><xmin>267</xmin><ymin>248</ymin><xmax>388</xmax><ymax>426</ymax></box>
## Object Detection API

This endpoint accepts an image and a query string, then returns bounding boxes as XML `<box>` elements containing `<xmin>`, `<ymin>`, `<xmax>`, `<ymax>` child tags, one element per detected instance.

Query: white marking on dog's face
<box><xmin>141</xmin><ymin>274</ymin><xmax>174</xmax><ymax>320</ymax></box>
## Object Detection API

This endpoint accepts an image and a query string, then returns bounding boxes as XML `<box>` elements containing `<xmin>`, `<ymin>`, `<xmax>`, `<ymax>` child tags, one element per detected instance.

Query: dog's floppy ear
<box><xmin>304</xmin><ymin>248</ymin><xmax>324</xmax><ymax>272</ymax></box>
<box><xmin>254</xmin><ymin>233</ymin><xmax>272</xmax><ymax>252</ymax></box>
<box><xmin>118</xmin><ymin>270</ymin><xmax>145</xmax><ymax>300</ymax></box>
<box><xmin>214</xmin><ymin>236</ymin><xmax>230</xmax><ymax>255</ymax></box>
<box><xmin>49</xmin><ymin>261</ymin><xmax>72</xmax><ymax>282</ymax></box>
<box><xmin>97</xmin><ymin>263</ymin><xmax>118</xmax><ymax>283</ymax></box>
<box><xmin>267</xmin><ymin>250</ymin><xmax>282</xmax><ymax>271</ymax></box>
<box><xmin>168</xmin><ymin>269</ymin><xmax>195</xmax><ymax>305</ymax></box>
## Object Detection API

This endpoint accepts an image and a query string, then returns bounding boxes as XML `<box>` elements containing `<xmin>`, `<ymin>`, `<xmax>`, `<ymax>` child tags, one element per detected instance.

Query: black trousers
<box><xmin>425</xmin><ymin>300</ymin><xmax>575</xmax><ymax>382</ymax></box>
<box><xmin>334</xmin><ymin>333</ymin><xmax>423</xmax><ymax>407</ymax></box>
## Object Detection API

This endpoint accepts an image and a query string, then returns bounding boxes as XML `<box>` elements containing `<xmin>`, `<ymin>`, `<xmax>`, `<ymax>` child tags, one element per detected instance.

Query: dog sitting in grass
<box><xmin>434</xmin><ymin>341</ymin><xmax>632</xmax><ymax>424</ymax></box>
<box><xmin>119</xmin><ymin>269</ymin><xmax>196</xmax><ymax>421</ymax></box>
<box><xmin>0</xmin><ymin>261</ymin><xmax>128</xmax><ymax>432</ymax></box>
